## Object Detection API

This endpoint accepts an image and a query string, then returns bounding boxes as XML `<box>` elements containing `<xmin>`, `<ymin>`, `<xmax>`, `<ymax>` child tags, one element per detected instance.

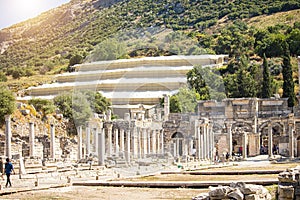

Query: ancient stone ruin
<box><xmin>278</xmin><ymin>166</ymin><xmax>300</xmax><ymax>200</ymax></box>
<box><xmin>192</xmin><ymin>182</ymin><xmax>271</xmax><ymax>200</ymax></box>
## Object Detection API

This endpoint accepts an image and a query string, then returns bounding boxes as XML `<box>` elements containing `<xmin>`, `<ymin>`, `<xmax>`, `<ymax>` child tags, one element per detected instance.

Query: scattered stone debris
<box><xmin>192</xmin><ymin>182</ymin><xmax>271</xmax><ymax>200</ymax></box>
<box><xmin>278</xmin><ymin>165</ymin><xmax>300</xmax><ymax>200</ymax></box>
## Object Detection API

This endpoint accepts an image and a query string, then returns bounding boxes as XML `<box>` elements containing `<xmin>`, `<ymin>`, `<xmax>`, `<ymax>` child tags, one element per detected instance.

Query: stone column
<box><xmin>227</xmin><ymin>123</ymin><xmax>233</xmax><ymax>159</ymax></box>
<box><xmin>5</xmin><ymin>115</ymin><xmax>12</xmax><ymax>159</ymax></box>
<box><xmin>142</xmin><ymin>128</ymin><xmax>147</xmax><ymax>157</ymax></box>
<box><xmin>289</xmin><ymin>123</ymin><xmax>295</xmax><ymax>158</ymax></box>
<box><xmin>115</xmin><ymin>128</ymin><xmax>119</xmax><ymax>156</ymax></box>
<box><xmin>164</xmin><ymin>94</ymin><xmax>170</xmax><ymax>121</ymax></box>
<box><xmin>107</xmin><ymin>123</ymin><xmax>113</xmax><ymax>157</ymax></box>
<box><xmin>98</xmin><ymin>122</ymin><xmax>105</xmax><ymax>166</ymax></box>
<box><xmin>209</xmin><ymin>124</ymin><xmax>214</xmax><ymax>161</ymax></box>
<box><xmin>147</xmin><ymin>129</ymin><xmax>151</xmax><ymax>155</ymax></box>
<box><xmin>268</xmin><ymin>123</ymin><xmax>273</xmax><ymax>158</ymax></box>
<box><xmin>94</xmin><ymin>127</ymin><xmax>98</xmax><ymax>155</ymax></box>
<box><xmin>197</xmin><ymin>126</ymin><xmax>201</xmax><ymax>160</ymax></box>
<box><xmin>77</xmin><ymin>126</ymin><xmax>83</xmax><ymax>160</ymax></box>
<box><xmin>50</xmin><ymin>124</ymin><xmax>55</xmax><ymax>159</ymax></box>
<box><xmin>132</xmin><ymin>127</ymin><xmax>138</xmax><ymax>158</ymax></box>
<box><xmin>126</xmin><ymin>130</ymin><xmax>131</xmax><ymax>163</ymax></box>
<box><xmin>29</xmin><ymin>122</ymin><xmax>35</xmax><ymax>157</ymax></box>
<box><xmin>200</xmin><ymin>127</ymin><xmax>204</xmax><ymax>160</ymax></box>
<box><xmin>243</xmin><ymin>132</ymin><xmax>248</xmax><ymax>159</ymax></box>
<box><xmin>86</xmin><ymin>126</ymin><xmax>90</xmax><ymax>156</ymax></box>
<box><xmin>157</xmin><ymin>130</ymin><xmax>161</xmax><ymax>154</ymax></box>
<box><xmin>120</xmin><ymin>129</ymin><xmax>125</xmax><ymax>157</ymax></box>
<box><xmin>161</xmin><ymin>130</ymin><xmax>164</xmax><ymax>154</ymax></box>
<box><xmin>203</xmin><ymin>126</ymin><xmax>207</xmax><ymax>159</ymax></box>
<box><xmin>137</xmin><ymin>128</ymin><xmax>142</xmax><ymax>158</ymax></box>
<box><xmin>298</xmin><ymin>56</ymin><xmax>300</xmax><ymax>95</ymax></box>
<box><xmin>152</xmin><ymin>130</ymin><xmax>157</xmax><ymax>154</ymax></box>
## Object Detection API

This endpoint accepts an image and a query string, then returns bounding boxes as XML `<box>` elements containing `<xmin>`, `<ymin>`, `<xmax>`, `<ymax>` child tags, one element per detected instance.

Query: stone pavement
<box><xmin>0</xmin><ymin>155</ymin><xmax>282</xmax><ymax>196</ymax></box>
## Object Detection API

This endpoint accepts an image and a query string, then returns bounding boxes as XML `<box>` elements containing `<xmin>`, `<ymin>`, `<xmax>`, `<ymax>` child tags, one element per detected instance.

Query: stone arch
<box><xmin>171</xmin><ymin>132</ymin><xmax>184</xmax><ymax>157</ymax></box>
<box><xmin>231</xmin><ymin>122</ymin><xmax>252</xmax><ymax>156</ymax></box>
<box><xmin>258</xmin><ymin>121</ymin><xmax>283</xmax><ymax>155</ymax></box>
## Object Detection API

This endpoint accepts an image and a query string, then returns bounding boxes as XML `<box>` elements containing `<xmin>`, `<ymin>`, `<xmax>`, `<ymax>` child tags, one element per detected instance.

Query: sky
<box><xmin>0</xmin><ymin>0</ymin><xmax>70</xmax><ymax>29</ymax></box>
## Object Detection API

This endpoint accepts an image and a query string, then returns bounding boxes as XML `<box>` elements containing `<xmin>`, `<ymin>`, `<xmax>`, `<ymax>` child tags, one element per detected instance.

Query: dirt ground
<box><xmin>0</xmin><ymin>186</ymin><xmax>207</xmax><ymax>200</ymax></box>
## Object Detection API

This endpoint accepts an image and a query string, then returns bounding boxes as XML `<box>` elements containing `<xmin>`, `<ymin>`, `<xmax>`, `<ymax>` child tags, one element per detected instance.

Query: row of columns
<box><xmin>195</xmin><ymin>123</ymin><xmax>214</xmax><ymax>161</ymax></box>
<box><xmin>5</xmin><ymin>115</ymin><xmax>56</xmax><ymax>159</ymax></box>
<box><xmin>78</xmin><ymin>123</ymin><xmax>165</xmax><ymax>165</ymax></box>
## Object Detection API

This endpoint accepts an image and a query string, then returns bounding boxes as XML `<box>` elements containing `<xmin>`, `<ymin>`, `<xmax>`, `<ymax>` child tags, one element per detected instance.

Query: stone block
<box><xmin>192</xmin><ymin>193</ymin><xmax>209</xmax><ymax>200</ymax></box>
<box><xmin>228</xmin><ymin>188</ymin><xmax>244</xmax><ymax>200</ymax></box>
<box><xmin>278</xmin><ymin>185</ymin><xmax>294</xmax><ymax>199</ymax></box>
<box><xmin>241</xmin><ymin>184</ymin><xmax>264</xmax><ymax>195</ymax></box>
<box><xmin>209</xmin><ymin>186</ymin><xmax>232</xmax><ymax>199</ymax></box>
<box><xmin>245</xmin><ymin>194</ymin><xmax>259</xmax><ymax>200</ymax></box>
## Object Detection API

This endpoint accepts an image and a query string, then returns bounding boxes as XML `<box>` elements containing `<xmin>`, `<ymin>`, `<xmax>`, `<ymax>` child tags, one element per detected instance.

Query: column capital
<box><xmin>5</xmin><ymin>115</ymin><xmax>11</xmax><ymax>121</ymax></box>
<box><xmin>106</xmin><ymin>123</ymin><xmax>113</xmax><ymax>129</ymax></box>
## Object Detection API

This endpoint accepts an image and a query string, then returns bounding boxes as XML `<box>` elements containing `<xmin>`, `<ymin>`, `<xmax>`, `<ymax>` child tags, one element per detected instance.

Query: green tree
<box><xmin>0</xmin><ymin>72</ymin><xmax>7</xmax><ymax>82</ymax></box>
<box><xmin>261</xmin><ymin>54</ymin><xmax>272</xmax><ymax>98</ymax></box>
<box><xmin>170</xmin><ymin>87</ymin><xmax>198</xmax><ymax>113</ymax></box>
<box><xmin>0</xmin><ymin>86</ymin><xmax>16</xmax><ymax>124</ymax></box>
<box><xmin>282</xmin><ymin>43</ymin><xmax>296</xmax><ymax>107</ymax></box>
<box><xmin>28</xmin><ymin>98</ymin><xmax>56</xmax><ymax>117</ymax></box>
<box><xmin>187</xmin><ymin>66</ymin><xmax>210</xmax><ymax>100</ymax></box>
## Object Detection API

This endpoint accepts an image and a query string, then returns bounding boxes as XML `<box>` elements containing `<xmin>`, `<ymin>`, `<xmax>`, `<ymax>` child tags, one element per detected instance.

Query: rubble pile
<box><xmin>278</xmin><ymin>166</ymin><xmax>300</xmax><ymax>200</ymax></box>
<box><xmin>192</xmin><ymin>182</ymin><xmax>271</xmax><ymax>200</ymax></box>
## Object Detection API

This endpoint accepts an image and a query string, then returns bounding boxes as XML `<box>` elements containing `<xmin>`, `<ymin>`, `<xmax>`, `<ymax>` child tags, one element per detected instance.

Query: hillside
<box><xmin>0</xmin><ymin>0</ymin><xmax>300</xmax><ymax>92</ymax></box>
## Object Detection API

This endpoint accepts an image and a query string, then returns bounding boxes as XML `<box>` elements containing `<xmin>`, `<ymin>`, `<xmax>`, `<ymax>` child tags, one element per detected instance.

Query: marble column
<box><xmin>200</xmin><ymin>127</ymin><xmax>204</xmax><ymax>160</ymax></box>
<box><xmin>142</xmin><ymin>128</ymin><xmax>147</xmax><ymax>157</ymax></box>
<box><xmin>93</xmin><ymin>127</ymin><xmax>98</xmax><ymax>155</ymax></box>
<box><xmin>209</xmin><ymin>124</ymin><xmax>214</xmax><ymax>161</ymax></box>
<box><xmin>115</xmin><ymin>129</ymin><xmax>119</xmax><ymax>156</ymax></box>
<box><xmin>50</xmin><ymin>124</ymin><xmax>55</xmax><ymax>159</ymax></box>
<box><xmin>5</xmin><ymin>115</ymin><xmax>12</xmax><ymax>159</ymax></box>
<box><xmin>120</xmin><ymin>129</ymin><xmax>125</xmax><ymax>156</ymax></box>
<box><xmin>161</xmin><ymin>130</ymin><xmax>164</xmax><ymax>154</ymax></box>
<box><xmin>29</xmin><ymin>122</ymin><xmax>35</xmax><ymax>157</ymax></box>
<box><xmin>126</xmin><ymin>130</ymin><xmax>131</xmax><ymax>163</ymax></box>
<box><xmin>227</xmin><ymin>123</ymin><xmax>233</xmax><ymax>158</ymax></box>
<box><xmin>268</xmin><ymin>123</ymin><xmax>273</xmax><ymax>158</ymax></box>
<box><xmin>107</xmin><ymin>123</ymin><xmax>113</xmax><ymax>157</ymax></box>
<box><xmin>289</xmin><ymin>123</ymin><xmax>295</xmax><ymax>158</ymax></box>
<box><xmin>86</xmin><ymin>126</ymin><xmax>91</xmax><ymax>156</ymax></box>
<box><xmin>137</xmin><ymin>128</ymin><xmax>142</xmax><ymax>158</ymax></box>
<box><xmin>98</xmin><ymin>122</ymin><xmax>105</xmax><ymax>166</ymax></box>
<box><xmin>164</xmin><ymin>94</ymin><xmax>170</xmax><ymax>121</ymax></box>
<box><xmin>203</xmin><ymin>126</ymin><xmax>207</xmax><ymax>159</ymax></box>
<box><xmin>157</xmin><ymin>130</ymin><xmax>161</xmax><ymax>154</ymax></box>
<box><xmin>77</xmin><ymin>126</ymin><xmax>83</xmax><ymax>160</ymax></box>
<box><xmin>197</xmin><ymin>126</ymin><xmax>201</xmax><ymax>160</ymax></box>
<box><xmin>147</xmin><ymin>129</ymin><xmax>151</xmax><ymax>155</ymax></box>
<box><xmin>132</xmin><ymin>127</ymin><xmax>138</xmax><ymax>158</ymax></box>
<box><xmin>152</xmin><ymin>130</ymin><xmax>157</xmax><ymax>154</ymax></box>
<box><xmin>243</xmin><ymin>132</ymin><xmax>248</xmax><ymax>159</ymax></box>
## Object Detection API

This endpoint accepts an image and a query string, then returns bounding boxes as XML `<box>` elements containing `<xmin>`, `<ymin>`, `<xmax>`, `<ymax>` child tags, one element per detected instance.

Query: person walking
<box><xmin>5</xmin><ymin>158</ymin><xmax>15</xmax><ymax>187</ymax></box>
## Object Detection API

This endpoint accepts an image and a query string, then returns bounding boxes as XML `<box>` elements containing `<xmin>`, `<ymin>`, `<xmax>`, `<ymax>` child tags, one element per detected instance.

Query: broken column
<box><xmin>50</xmin><ymin>124</ymin><xmax>55</xmax><ymax>159</ymax></box>
<box><xmin>107</xmin><ymin>123</ymin><xmax>113</xmax><ymax>157</ymax></box>
<box><xmin>163</xmin><ymin>94</ymin><xmax>170</xmax><ymax>121</ymax></box>
<box><xmin>115</xmin><ymin>128</ymin><xmax>119</xmax><ymax>156</ymax></box>
<box><xmin>98</xmin><ymin>122</ymin><xmax>105</xmax><ymax>166</ymax></box>
<box><xmin>227</xmin><ymin>122</ymin><xmax>233</xmax><ymax>159</ymax></box>
<box><xmin>289</xmin><ymin>121</ymin><xmax>295</xmax><ymax>159</ymax></box>
<box><xmin>77</xmin><ymin>126</ymin><xmax>83</xmax><ymax>160</ymax></box>
<box><xmin>29</xmin><ymin>122</ymin><xmax>35</xmax><ymax>157</ymax></box>
<box><xmin>86</xmin><ymin>125</ymin><xmax>90</xmax><ymax>156</ymax></box>
<box><xmin>126</xmin><ymin>130</ymin><xmax>131</xmax><ymax>164</ymax></box>
<box><xmin>5</xmin><ymin>115</ymin><xmax>12</xmax><ymax>159</ymax></box>
<box><xmin>268</xmin><ymin>122</ymin><xmax>273</xmax><ymax>158</ymax></box>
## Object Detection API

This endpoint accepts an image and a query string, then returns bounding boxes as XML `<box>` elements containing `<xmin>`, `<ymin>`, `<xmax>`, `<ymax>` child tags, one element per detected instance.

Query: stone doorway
<box><xmin>259</xmin><ymin>122</ymin><xmax>282</xmax><ymax>156</ymax></box>
<box><xmin>171</xmin><ymin>132</ymin><xmax>184</xmax><ymax>157</ymax></box>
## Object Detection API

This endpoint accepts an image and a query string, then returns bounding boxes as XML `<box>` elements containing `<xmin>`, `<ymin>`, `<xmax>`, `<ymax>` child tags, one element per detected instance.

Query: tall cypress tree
<box><xmin>261</xmin><ymin>54</ymin><xmax>272</xmax><ymax>98</ymax></box>
<box><xmin>282</xmin><ymin>42</ymin><xmax>296</xmax><ymax>108</ymax></box>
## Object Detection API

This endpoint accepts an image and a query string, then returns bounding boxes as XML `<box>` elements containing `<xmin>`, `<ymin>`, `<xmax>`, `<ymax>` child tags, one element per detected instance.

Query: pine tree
<box><xmin>261</xmin><ymin>54</ymin><xmax>272</xmax><ymax>98</ymax></box>
<box><xmin>282</xmin><ymin>42</ymin><xmax>296</xmax><ymax>108</ymax></box>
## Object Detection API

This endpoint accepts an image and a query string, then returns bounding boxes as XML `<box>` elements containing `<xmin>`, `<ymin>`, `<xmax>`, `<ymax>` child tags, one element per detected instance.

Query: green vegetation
<box><xmin>0</xmin><ymin>86</ymin><xmax>16</xmax><ymax>125</ymax></box>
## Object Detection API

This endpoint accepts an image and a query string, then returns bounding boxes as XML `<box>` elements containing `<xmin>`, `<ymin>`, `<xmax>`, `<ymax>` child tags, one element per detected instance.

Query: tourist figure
<box><xmin>0</xmin><ymin>157</ymin><xmax>4</xmax><ymax>180</ymax></box>
<box><xmin>5</xmin><ymin>158</ymin><xmax>15</xmax><ymax>187</ymax></box>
